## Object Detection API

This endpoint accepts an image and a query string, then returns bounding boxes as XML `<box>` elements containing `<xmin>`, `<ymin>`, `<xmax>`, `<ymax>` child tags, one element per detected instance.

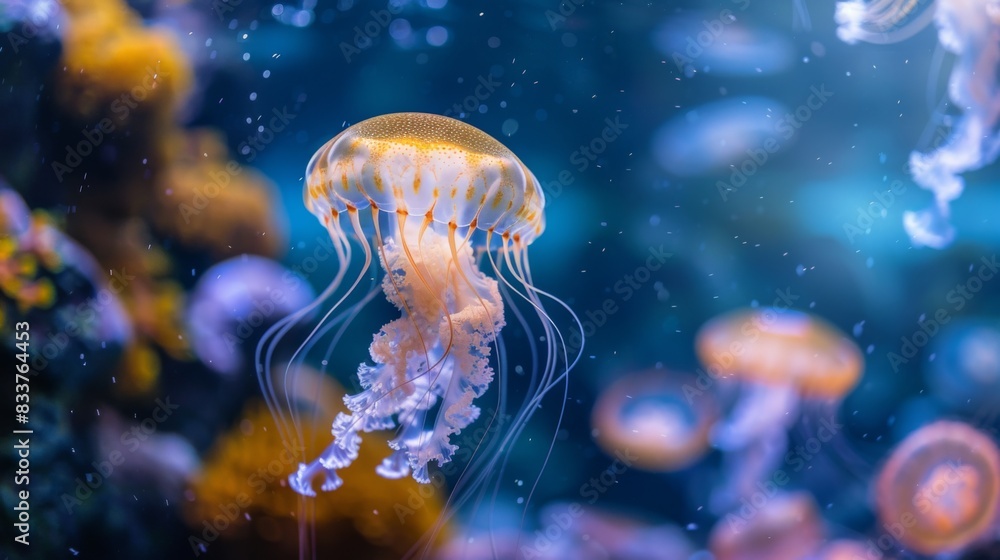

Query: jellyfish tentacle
<box><xmin>290</xmin><ymin>222</ymin><xmax>505</xmax><ymax>495</ymax></box>
<box><xmin>255</xmin><ymin>219</ymin><xmax>350</xmax><ymax>448</ymax></box>
<box><xmin>283</xmin><ymin>221</ymin><xmax>362</xmax><ymax>446</ymax></box>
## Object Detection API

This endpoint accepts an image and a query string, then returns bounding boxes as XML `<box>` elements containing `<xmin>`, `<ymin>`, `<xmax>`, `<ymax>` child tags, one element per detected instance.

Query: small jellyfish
<box><xmin>187</xmin><ymin>255</ymin><xmax>315</xmax><ymax>376</ymax></box>
<box><xmin>591</xmin><ymin>369</ymin><xmax>718</xmax><ymax>472</ymax></box>
<box><xmin>813</xmin><ymin>539</ymin><xmax>877</xmax><ymax>559</ymax></box>
<box><xmin>876</xmin><ymin>421</ymin><xmax>1000</xmax><ymax>555</ymax></box>
<box><xmin>653</xmin><ymin>15</ymin><xmax>794</xmax><ymax>77</ymax></box>
<box><xmin>695</xmin><ymin>307</ymin><xmax>863</xmax><ymax>509</ymax></box>
<box><xmin>925</xmin><ymin>318</ymin><xmax>1000</xmax><ymax>412</ymax></box>
<box><xmin>652</xmin><ymin>97</ymin><xmax>790</xmax><ymax>178</ymax></box>
<box><xmin>709</xmin><ymin>491</ymin><xmax>826</xmax><ymax>560</ymax></box>
<box><xmin>836</xmin><ymin>0</ymin><xmax>1000</xmax><ymax>248</ymax></box>
<box><xmin>538</xmin><ymin>503</ymin><xmax>696</xmax><ymax>560</ymax></box>
<box><xmin>256</xmin><ymin>113</ymin><xmax>580</xmax><ymax>546</ymax></box>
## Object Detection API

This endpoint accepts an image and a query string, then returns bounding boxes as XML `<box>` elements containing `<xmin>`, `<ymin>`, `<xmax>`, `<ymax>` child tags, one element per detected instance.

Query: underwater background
<box><xmin>2</xmin><ymin>0</ymin><xmax>1000</xmax><ymax>559</ymax></box>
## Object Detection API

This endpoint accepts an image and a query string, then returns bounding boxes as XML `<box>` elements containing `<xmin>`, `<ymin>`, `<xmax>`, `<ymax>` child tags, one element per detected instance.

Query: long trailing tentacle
<box><xmin>256</xmin><ymin>218</ymin><xmax>350</xmax><ymax>448</ymax></box>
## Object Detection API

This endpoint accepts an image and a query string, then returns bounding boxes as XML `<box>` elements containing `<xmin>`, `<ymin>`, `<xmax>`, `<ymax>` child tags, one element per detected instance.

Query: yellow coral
<box><xmin>0</xmin><ymin>213</ymin><xmax>62</xmax><ymax>313</ymax></box>
<box><xmin>55</xmin><ymin>0</ymin><xmax>191</xmax><ymax>123</ymax></box>
<box><xmin>154</xmin><ymin>130</ymin><xmax>288</xmax><ymax>259</ymax></box>
<box><xmin>184</xmin><ymin>368</ymin><xmax>446</xmax><ymax>559</ymax></box>
<box><xmin>116</xmin><ymin>343</ymin><xmax>160</xmax><ymax>397</ymax></box>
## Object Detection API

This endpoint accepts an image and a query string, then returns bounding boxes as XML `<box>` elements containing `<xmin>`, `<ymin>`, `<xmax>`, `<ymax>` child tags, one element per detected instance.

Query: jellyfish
<box><xmin>709</xmin><ymin>491</ymin><xmax>826</xmax><ymax>560</ymax></box>
<box><xmin>695</xmin><ymin>307</ymin><xmax>863</xmax><ymax>510</ymax></box>
<box><xmin>925</xmin><ymin>318</ymin><xmax>1000</xmax><ymax>413</ymax></box>
<box><xmin>875</xmin><ymin>420</ymin><xmax>1000</xmax><ymax>555</ymax></box>
<box><xmin>835</xmin><ymin>0</ymin><xmax>938</xmax><ymax>44</ymax></box>
<box><xmin>255</xmin><ymin>113</ymin><xmax>580</xmax><ymax>544</ymax></box>
<box><xmin>187</xmin><ymin>255</ymin><xmax>315</xmax><ymax>376</ymax></box>
<box><xmin>836</xmin><ymin>0</ymin><xmax>1000</xmax><ymax>248</ymax></box>
<box><xmin>591</xmin><ymin>369</ymin><xmax>718</xmax><ymax>472</ymax></box>
<box><xmin>813</xmin><ymin>539</ymin><xmax>879</xmax><ymax>559</ymax></box>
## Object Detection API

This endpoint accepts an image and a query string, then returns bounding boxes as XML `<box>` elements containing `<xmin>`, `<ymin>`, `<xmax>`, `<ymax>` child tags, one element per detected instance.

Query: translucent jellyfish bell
<box><xmin>591</xmin><ymin>370</ymin><xmax>718</xmax><ymax>472</ymax></box>
<box><xmin>303</xmin><ymin>112</ymin><xmax>544</xmax><ymax>244</ymax></box>
<box><xmin>875</xmin><ymin>421</ymin><xmax>1000</xmax><ymax>555</ymax></box>
<box><xmin>187</xmin><ymin>255</ymin><xmax>315</xmax><ymax>376</ymax></box>
<box><xmin>257</xmin><ymin>113</ymin><xmax>580</xmax><ymax>547</ymax></box>
<box><xmin>696</xmin><ymin>307</ymin><xmax>862</xmax><ymax>451</ymax></box>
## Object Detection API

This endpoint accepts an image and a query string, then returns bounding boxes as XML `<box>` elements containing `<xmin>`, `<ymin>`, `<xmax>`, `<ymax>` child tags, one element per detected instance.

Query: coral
<box><xmin>184</xmin><ymin>367</ymin><xmax>445</xmax><ymax>559</ymax></box>
<box><xmin>55</xmin><ymin>0</ymin><xmax>190</xmax><ymax>124</ymax></box>
<box><xmin>153</xmin><ymin>130</ymin><xmax>288</xmax><ymax>259</ymax></box>
<box><xmin>0</xmin><ymin>187</ymin><xmax>131</xmax><ymax>388</ymax></box>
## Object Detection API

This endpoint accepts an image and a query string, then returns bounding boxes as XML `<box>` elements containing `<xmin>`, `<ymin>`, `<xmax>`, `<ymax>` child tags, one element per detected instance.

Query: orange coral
<box><xmin>55</xmin><ymin>0</ymin><xmax>190</xmax><ymax>124</ymax></box>
<box><xmin>184</xmin><ymin>368</ymin><xmax>446</xmax><ymax>559</ymax></box>
<box><xmin>154</xmin><ymin>130</ymin><xmax>288</xmax><ymax>259</ymax></box>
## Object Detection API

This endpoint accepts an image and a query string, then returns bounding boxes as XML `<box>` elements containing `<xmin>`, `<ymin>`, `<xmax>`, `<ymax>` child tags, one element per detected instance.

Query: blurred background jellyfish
<box><xmin>187</xmin><ymin>255</ymin><xmax>315</xmax><ymax>377</ymax></box>
<box><xmin>695</xmin><ymin>307</ymin><xmax>863</xmax><ymax>511</ymax></box>
<box><xmin>591</xmin><ymin>369</ymin><xmax>718</xmax><ymax>472</ymax></box>
<box><xmin>836</xmin><ymin>0</ymin><xmax>1000</xmax><ymax>248</ymax></box>
<box><xmin>256</xmin><ymin>112</ymin><xmax>580</xmax><ymax>551</ymax></box>
<box><xmin>438</xmin><ymin>503</ymin><xmax>695</xmax><ymax>560</ymax></box>
<box><xmin>813</xmin><ymin>539</ymin><xmax>877</xmax><ymax>559</ymax></box>
<box><xmin>708</xmin><ymin>491</ymin><xmax>826</xmax><ymax>560</ymax></box>
<box><xmin>925</xmin><ymin>318</ymin><xmax>1000</xmax><ymax>415</ymax></box>
<box><xmin>652</xmin><ymin>97</ymin><xmax>790</xmax><ymax>179</ymax></box>
<box><xmin>653</xmin><ymin>15</ymin><xmax>794</xmax><ymax>78</ymax></box>
<box><xmin>875</xmin><ymin>420</ymin><xmax>1000</xmax><ymax>555</ymax></box>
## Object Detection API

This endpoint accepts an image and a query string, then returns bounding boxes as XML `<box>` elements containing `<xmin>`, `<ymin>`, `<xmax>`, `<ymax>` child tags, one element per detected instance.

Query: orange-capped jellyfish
<box><xmin>695</xmin><ymin>307</ymin><xmax>863</xmax><ymax>510</ymax></box>
<box><xmin>255</xmin><ymin>113</ymin><xmax>581</xmax><ymax>544</ymax></box>
<box><xmin>836</xmin><ymin>0</ymin><xmax>1000</xmax><ymax>248</ymax></box>
<box><xmin>813</xmin><ymin>539</ymin><xmax>882</xmax><ymax>560</ymax></box>
<box><xmin>591</xmin><ymin>369</ymin><xmax>718</xmax><ymax>472</ymax></box>
<box><xmin>709</xmin><ymin>492</ymin><xmax>825</xmax><ymax>560</ymax></box>
<box><xmin>875</xmin><ymin>420</ymin><xmax>1000</xmax><ymax>555</ymax></box>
